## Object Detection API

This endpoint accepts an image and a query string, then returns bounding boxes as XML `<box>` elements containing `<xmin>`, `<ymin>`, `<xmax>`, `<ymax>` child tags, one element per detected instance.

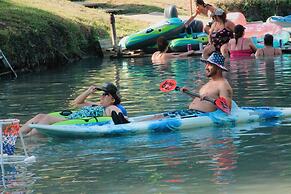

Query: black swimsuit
<box><xmin>211</xmin><ymin>28</ymin><xmax>233</xmax><ymax>51</ymax></box>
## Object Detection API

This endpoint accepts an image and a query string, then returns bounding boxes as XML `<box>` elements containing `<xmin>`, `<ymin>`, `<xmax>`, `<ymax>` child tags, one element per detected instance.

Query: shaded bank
<box><xmin>0</xmin><ymin>1</ymin><xmax>105</xmax><ymax>72</ymax></box>
<box><xmin>0</xmin><ymin>0</ymin><xmax>148</xmax><ymax>74</ymax></box>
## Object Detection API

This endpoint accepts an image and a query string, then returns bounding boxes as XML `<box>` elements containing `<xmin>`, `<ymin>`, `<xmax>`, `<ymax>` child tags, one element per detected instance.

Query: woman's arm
<box><xmin>226</xmin><ymin>20</ymin><xmax>235</xmax><ymax>32</ymax></box>
<box><xmin>184</xmin><ymin>12</ymin><xmax>199</xmax><ymax>28</ymax></box>
<box><xmin>208</xmin><ymin>22</ymin><xmax>215</xmax><ymax>44</ymax></box>
<box><xmin>104</xmin><ymin>105</ymin><xmax>122</xmax><ymax>116</ymax></box>
<box><xmin>255</xmin><ymin>49</ymin><xmax>263</xmax><ymax>57</ymax></box>
<box><xmin>71</xmin><ymin>86</ymin><xmax>99</xmax><ymax>108</ymax></box>
<box><xmin>177</xmin><ymin>50</ymin><xmax>195</xmax><ymax>57</ymax></box>
<box><xmin>248</xmin><ymin>39</ymin><xmax>257</xmax><ymax>52</ymax></box>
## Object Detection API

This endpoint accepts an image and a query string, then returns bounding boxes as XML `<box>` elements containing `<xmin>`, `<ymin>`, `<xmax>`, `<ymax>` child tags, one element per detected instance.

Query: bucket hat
<box><xmin>201</xmin><ymin>52</ymin><xmax>228</xmax><ymax>71</ymax></box>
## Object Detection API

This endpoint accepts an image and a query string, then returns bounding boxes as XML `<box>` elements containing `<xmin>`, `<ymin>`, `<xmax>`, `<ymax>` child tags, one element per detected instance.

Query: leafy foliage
<box><xmin>216</xmin><ymin>0</ymin><xmax>291</xmax><ymax>21</ymax></box>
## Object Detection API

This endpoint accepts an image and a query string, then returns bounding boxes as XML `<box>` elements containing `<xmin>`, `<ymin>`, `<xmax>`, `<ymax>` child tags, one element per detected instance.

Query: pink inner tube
<box><xmin>227</xmin><ymin>12</ymin><xmax>283</xmax><ymax>38</ymax></box>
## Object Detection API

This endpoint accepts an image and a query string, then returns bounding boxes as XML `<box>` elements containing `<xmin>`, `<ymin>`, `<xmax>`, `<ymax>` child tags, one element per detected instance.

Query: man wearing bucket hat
<box><xmin>186</xmin><ymin>52</ymin><xmax>233</xmax><ymax>112</ymax></box>
<box><xmin>20</xmin><ymin>82</ymin><xmax>128</xmax><ymax>136</ymax></box>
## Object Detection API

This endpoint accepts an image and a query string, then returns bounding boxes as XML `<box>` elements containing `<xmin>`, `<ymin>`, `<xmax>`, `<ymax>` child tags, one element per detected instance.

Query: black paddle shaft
<box><xmin>175</xmin><ymin>86</ymin><xmax>215</xmax><ymax>104</ymax></box>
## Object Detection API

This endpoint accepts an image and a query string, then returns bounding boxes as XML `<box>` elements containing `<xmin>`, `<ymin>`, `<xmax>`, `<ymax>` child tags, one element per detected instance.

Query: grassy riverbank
<box><xmin>0</xmin><ymin>0</ymin><xmax>148</xmax><ymax>72</ymax></box>
<box><xmin>0</xmin><ymin>0</ymin><xmax>289</xmax><ymax>73</ymax></box>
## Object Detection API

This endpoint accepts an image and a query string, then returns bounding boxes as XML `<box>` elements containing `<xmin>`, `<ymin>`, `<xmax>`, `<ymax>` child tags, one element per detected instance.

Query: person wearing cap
<box><xmin>151</xmin><ymin>37</ymin><xmax>195</xmax><ymax>64</ymax></box>
<box><xmin>185</xmin><ymin>52</ymin><xmax>232</xmax><ymax>112</ymax></box>
<box><xmin>20</xmin><ymin>82</ymin><xmax>128</xmax><ymax>136</ymax></box>
<box><xmin>202</xmin><ymin>8</ymin><xmax>235</xmax><ymax>59</ymax></box>
<box><xmin>227</xmin><ymin>24</ymin><xmax>256</xmax><ymax>58</ymax></box>
<box><xmin>185</xmin><ymin>0</ymin><xmax>217</xmax><ymax>34</ymax></box>
<box><xmin>255</xmin><ymin>34</ymin><xmax>282</xmax><ymax>57</ymax></box>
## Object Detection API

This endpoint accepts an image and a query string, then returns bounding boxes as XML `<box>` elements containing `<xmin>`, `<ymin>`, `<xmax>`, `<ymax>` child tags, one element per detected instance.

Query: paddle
<box><xmin>160</xmin><ymin>79</ymin><xmax>231</xmax><ymax>114</ymax></box>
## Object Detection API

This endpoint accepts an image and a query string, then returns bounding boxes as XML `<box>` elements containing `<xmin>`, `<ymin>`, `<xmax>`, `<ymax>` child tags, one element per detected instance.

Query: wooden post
<box><xmin>105</xmin><ymin>9</ymin><xmax>122</xmax><ymax>57</ymax></box>
<box><xmin>109</xmin><ymin>13</ymin><xmax>117</xmax><ymax>48</ymax></box>
<box><xmin>189</xmin><ymin>0</ymin><xmax>193</xmax><ymax>16</ymax></box>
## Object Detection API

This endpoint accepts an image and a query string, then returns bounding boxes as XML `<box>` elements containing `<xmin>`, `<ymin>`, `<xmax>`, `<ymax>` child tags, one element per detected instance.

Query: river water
<box><xmin>0</xmin><ymin>55</ymin><xmax>291</xmax><ymax>193</ymax></box>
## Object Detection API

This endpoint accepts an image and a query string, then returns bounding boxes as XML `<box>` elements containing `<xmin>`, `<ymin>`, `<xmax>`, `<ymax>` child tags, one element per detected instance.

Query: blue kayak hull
<box><xmin>267</xmin><ymin>15</ymin><xmax>291</xmax><ymax>28</ymax></box>
<box><xmin>30</xmin><ymin>106</ymin><xmax>291</xmax><ymax>138</ymax></box>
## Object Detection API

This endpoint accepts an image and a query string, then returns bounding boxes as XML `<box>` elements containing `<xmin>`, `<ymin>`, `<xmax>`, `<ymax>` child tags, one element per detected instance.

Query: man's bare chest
<box><xmin>199</xmin><ymin>82</ymin><xmax>220</xmax><ymax>97</ymax></box>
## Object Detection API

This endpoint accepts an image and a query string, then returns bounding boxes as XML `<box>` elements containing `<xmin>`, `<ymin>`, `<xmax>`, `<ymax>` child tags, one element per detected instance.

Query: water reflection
<box><xmin>0</xmin><ymin>164</ymin><xmax>35</xmax><ymax>193</ymax></box>
<box><xmin>1</xmin><ymin>54</ymin><xmax>291</xmax><ymax>193</ymax></box>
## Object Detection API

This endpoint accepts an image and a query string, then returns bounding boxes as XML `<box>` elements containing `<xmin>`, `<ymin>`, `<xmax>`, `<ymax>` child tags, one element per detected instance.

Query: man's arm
<box><xmin>219</xmin><ymin>82</ymin><xmax>233</xmax><ymax>109</ymax></box>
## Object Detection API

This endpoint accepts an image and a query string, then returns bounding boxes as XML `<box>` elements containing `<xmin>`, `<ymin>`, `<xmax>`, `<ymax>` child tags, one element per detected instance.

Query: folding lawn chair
<box><xmin>0</xmin><ymin>119</ymin><xmax>35</xmax><ymax>188</ymax></box>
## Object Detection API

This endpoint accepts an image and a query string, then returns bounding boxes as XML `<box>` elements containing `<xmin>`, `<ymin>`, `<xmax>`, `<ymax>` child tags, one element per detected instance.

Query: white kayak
<box><xmin>30</xmin><ymin>103</ymin><xmax>291</xmax><ymax>138</ymax></box>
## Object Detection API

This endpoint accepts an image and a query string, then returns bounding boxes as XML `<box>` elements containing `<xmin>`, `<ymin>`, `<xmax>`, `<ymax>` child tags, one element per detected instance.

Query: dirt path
<box><xmin>119</xmin><ymin>12</ymin><xmax>209</xmax><ymax>26</ymax></box>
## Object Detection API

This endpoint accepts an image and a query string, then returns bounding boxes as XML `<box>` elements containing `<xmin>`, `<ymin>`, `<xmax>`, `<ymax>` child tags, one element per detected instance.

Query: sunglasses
<box><xmin>102</xmin><ymin>92</ymin><xmax>110</xmax><ymax>96</ymax></box>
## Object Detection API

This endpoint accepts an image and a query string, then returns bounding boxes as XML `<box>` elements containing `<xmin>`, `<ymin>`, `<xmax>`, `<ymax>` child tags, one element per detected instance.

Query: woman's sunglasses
<box><xmin>102</xmin><ymin>92</ymin><xmax>110</xmax><ymax>96</ymax></box>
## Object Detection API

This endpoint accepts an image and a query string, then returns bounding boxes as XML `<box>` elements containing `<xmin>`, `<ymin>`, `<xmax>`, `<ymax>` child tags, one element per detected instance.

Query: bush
<box><xmin>216</xmin><ymin>0</ymin><xmax>291</xmax><ymax>21</ymax></box>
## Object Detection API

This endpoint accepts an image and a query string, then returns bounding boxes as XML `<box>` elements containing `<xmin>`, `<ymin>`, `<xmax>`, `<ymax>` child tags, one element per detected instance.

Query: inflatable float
<box><xmin>251</xmin><ymin>30</ymin><xmax>290</xmax><ymax>48</ymax></box>
<box><xmin>119</xmin><ymin>17</ymin><xmax>206</xmax><ymax>51</ymax></box>
<box><xmin>266</xmin><ymin>15</ymin><xmax>291</xmax><ymax>28</ymax></box>
<box><xmin>120</xmin><ymin>10</ymin><xmax>290</xmax><ymax>52</ymax></box>
<box><xmin>119</xmin><ymin>4</ymin><xmax>206</xmax><ymax>52</ymax></box>
<box><xmin>31</xmin><ymin>104</ymin><xmax>291</xmax><ymax>138</ymax></box>
<box><xmin>119</xmin><ymin>17</ymin><xmax>185</xmax><ymax>50</ymax></box>
<box><xmin>48</xmin><ymin>110</ymin><xmax>111</xmax><ymax>125</ymax></box>
<box><xmin>228</xmin><ymin>12</ymin><xmax>290</xmax><ymax>48</ymax></box>
<box><xmin>169</xmin><ymin>32</ymin><xmax>208</xmax><ymax>52</ymax></box>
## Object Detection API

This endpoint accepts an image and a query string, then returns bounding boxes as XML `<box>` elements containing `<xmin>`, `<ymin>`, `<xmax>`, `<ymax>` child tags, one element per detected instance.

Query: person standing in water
<box><xmin>227</xmin><ymin>24</ymin><xmax>256</xmax><ymax>58</ymax></box>
<box><xmin>202</xmin><ymin>8</ymin><xmax>235</xmax><ymax>58</ymax></box>
<box><xmin>151</xmin><ymin>37</ymin><xmax>195</xmax><ymax>64</ymax></box>
<box><xmin>185</xmin><ymin>0</ymin><xmax>217</xmax><ymax>34</ymax></box>
<box><xmin>255</xmin><ymin>34</ymin><xmax>282</xmax><ymax>57</ymax></box>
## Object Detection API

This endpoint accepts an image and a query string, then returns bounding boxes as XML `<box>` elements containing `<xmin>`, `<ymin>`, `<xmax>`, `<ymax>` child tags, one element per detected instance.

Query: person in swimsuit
<box><xmin>151</xmin><ymin>37</ymin><xmax>195</xmax><ymax>64</ymax></box>
<box><xmin>227</xmin><ymin>24</ymin><xmax>256</xmax><ymax>58</ymax></box>
<box><xmin>185</xmin><ymin>0</ymin><xmax>216</xmax><ymax>34</ymax></box>
<box><xmin>20</xmin><ymin>82</ymin><xmax>127</xmax><ymax>136</ymax></box>
<box><xmin>255</xmin><ymin>34</ymin><xmax>282</xmax><ymax>58</ymax></box>
<box><xmin>202</xmin><ymin>8</ymin><xmax>235</xmax><ymax>59</ymax></box>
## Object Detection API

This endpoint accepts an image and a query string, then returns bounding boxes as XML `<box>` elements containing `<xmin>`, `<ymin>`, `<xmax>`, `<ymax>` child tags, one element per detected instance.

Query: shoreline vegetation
<box><xmin>0</xmin><ymin>0</ymin><xmax>290</xmax><ymax>74</ymax></box>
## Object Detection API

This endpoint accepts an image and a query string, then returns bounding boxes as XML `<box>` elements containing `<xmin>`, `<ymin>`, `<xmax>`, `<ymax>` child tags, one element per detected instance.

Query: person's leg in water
<box><xmin>20</xmin><ymin>114</ymin><xmax>66</xmax><ymax>136</ymax></box>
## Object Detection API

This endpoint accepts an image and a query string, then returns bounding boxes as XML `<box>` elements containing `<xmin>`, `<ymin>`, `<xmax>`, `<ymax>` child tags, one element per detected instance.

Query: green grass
<box><xmin>1</xmin><ymin>0</ymin><xmax>289</xmax><ymax>72</ymax></box>
<box><xmin>0</xmin><ymin>0</ymin><xmax>149</xmax><ymax>71</ymax></box>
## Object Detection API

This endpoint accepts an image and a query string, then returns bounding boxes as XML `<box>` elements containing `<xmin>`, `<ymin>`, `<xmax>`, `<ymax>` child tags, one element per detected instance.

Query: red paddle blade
<box><xmin>214</xmin><ymin>97</ymin><xmax>231</xmax><ymax>114</ymax></box>
<box><xmin>160</xmin><ymin>79</ymin><xmax>177</xmax><ymax>92</ymax></box>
